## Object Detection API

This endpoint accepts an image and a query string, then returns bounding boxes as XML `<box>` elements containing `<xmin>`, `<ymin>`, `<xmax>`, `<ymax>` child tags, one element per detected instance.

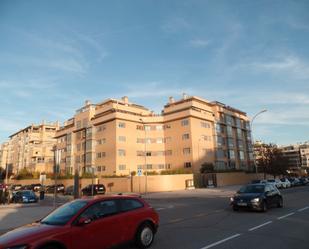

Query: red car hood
<box><xmin>0</xmin><ymin>222</ymin><xmax>65</xmax><ymax>248</ymax></box>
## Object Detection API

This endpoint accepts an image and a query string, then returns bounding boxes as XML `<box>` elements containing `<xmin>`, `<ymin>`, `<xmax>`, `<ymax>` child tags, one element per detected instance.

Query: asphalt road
<box><xmin>0</xmin><ymin>186</ymin><xmax>308</xmax><ymax>249</ymax></box>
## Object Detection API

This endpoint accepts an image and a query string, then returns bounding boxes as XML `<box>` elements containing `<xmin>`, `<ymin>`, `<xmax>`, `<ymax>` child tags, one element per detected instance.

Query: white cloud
<box><xmin>249</xmin><ymin>55</ymin><xmax>309</xmax><ymax>80</ymax></box>
<box><xmin>162</xmin><ymin>17</ymin><xmax>191</xmax><ymax>33</ymax></box>
<box><xmin>189</xmin><ymin>39</ymin><xmax>210</xmax><ymax>48</ymax></box>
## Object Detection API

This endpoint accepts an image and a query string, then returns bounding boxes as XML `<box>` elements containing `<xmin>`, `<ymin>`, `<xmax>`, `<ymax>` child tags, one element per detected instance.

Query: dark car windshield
<box><xmin>267</xmin><ymin>179</ymin><xmax>275</xmax><ymax>182</ymax></box>
<box><xmin>239</xmin><ymin>185</ymin><xmax>265</xmax><ymax>194</ymax></box>
<box><xmin>23</xmin><ymin>191</ymin><xmax>35</xmax><ymax>197</ymax></box>
<box><xmin>41</xmin><ymin>200</ymin><xmax>88</xmax><ymax>225</ymax></box>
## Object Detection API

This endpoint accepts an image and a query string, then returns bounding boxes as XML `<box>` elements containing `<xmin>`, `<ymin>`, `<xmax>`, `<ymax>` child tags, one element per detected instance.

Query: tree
<box><xmin>200</xmin><ymin>162</ymin><xmax>214</xmax><ymax>174</ymax></box>
<box><xmin>0</xmin><ymin>167</ymin><xmax>5</xmax><ymax>181</ymax></box>
<box><xmin>255</xmin><ymin>143</ymin><xmax>289</xmax><ymax>178</ymax></box>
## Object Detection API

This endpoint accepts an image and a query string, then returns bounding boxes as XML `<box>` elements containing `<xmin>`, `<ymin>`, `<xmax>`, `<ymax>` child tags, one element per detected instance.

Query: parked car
<box><xmin>46</xmin><ymin>184</ymin><xmax>65</xmax><ymax>194</ymax></box>
<box><xmin>299</xmin><ymin>177</ymin><xmax>309</xmax><ymax>185</ymax></box>
<box><xmin>64</xmin><ymin>185</ymin><xmax>74</xmax><ymax>195</ymax></box>
<box><xmin>20</xmin><ymin>185</ymin><xmax>33</xmax><ymax>190</ymax></box>
<box><xmin>31</xmin><ymin>184</ymin><xmax>42</xmax><ymax>192</ymax></box>
<box><xmin>280</xmin><ymin>178</ymin><xmax>291</xmax><ymax>188</ymax></box>
<box><xmin>9</xmin><ymin>184</ymin><xmax>22</xmax><ymax>191</ymax></box>
<box><xmin>288</xmin><ymin>177</ymin><xmax>301</xmax><ymax>187</ymax></box>
<box><xmin>251</xmin><ymin>179</ymin><xmax>267</xmax><ymax>184</ymax></box>
<box><xmin>11</xmin><ymin>190</ymin><xmax>38</xmax><ymax>203</ymax></box>
<box><xmin>82</xmin><ymin>184</ymin><xmax>106</xmax><ymax>196</ymax></box>
<box><xmin>266</xmin><ymin>179</ymin><xmax>282</xmax><ymax>189</ymax></box>
<box><xmin>230</xmin><ymin>183</ymin><xmax>283</xmax><ymax>212</ymax></box>
<box><xmin>0</xmin><ymin>195</ymin><xmax>159</xmax><ymax>249</ymax></box>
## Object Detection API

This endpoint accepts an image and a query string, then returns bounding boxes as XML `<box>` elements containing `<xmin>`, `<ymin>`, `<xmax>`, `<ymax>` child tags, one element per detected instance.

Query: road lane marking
<box><xmin>298</xmin><ymin>206</ymin><xmax>309</xmax><ymax>212</ymax></box>
<box><xmin>200</xmin><ymin>234</ymin><xmax>241</xmax><ymax>249</ymax></box>
<box><xmin>156</xmin><ymin>208</ymin><xmax>165</xmax><ymax>211</ymax></box>
<box><xmin>277</xmin><ymin>212</ymin><xmax>295</xmax><ymax>220</ymax></box>
<box><xmin>248</xmin><ymin>221</ymin><xmax>272</xmax><ymax>231</ymax></box>
<box><xmin>169</xmin><ymin>218</ymin><xmax>184</xmax><ymax>223</ymax></box>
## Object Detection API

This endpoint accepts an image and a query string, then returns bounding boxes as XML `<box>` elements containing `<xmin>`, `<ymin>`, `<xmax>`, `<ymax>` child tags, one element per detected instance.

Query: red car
<box><xmin>0</xmin><ymin>195</ymin><xmax>159</xmax><ymax>249</ymax></box>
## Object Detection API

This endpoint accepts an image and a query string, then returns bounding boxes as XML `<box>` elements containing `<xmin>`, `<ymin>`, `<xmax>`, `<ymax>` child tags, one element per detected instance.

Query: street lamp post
<box><xmin>250</xmin><ymin>109</ymin><xmax>267</xmax><ymax>176</ymax></box>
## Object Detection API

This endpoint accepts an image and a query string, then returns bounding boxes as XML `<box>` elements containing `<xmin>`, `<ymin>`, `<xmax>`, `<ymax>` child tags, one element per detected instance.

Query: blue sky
<box><xmin>0</xmin><ymin>0</ymin><xmax>309</xmax><ymax>145</ymax></box>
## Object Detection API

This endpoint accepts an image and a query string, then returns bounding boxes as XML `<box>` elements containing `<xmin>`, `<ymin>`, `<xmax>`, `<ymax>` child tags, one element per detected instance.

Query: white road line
<box><xmin>248</xmin><ymin>221</ymin><xmax>272</xmax><ymax>231</ymax></box>
<box><xmin>298</xmin><ymin>206</ymin><xmax>309</xmax><ymax>212</ymax></box>
<box><xmin>200</xmin><ymin>234</ymin><xmax>241</xmax><ymax>249</ymax></box>
<box><xmin>277</xmin><ymin>212</ymin><xmax>295</xmax><ymax>220</ymax></box>
<box><xmin>156</xmin><ymin>208</ymin><xmax>165</xmax><ymax>211</ymax></box>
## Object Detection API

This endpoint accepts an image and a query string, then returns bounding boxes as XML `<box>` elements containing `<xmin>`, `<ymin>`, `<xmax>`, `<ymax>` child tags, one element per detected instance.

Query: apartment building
<box><xmin>281</xmin><ymin>145</ymin><xmax>302</xmax><ymax>169</ymax></box>
<box><xmin>4</xmin><ymin>122</ymin><xmax>59</xmax><ymax>174</ymax></box>
<box><xmin>55</xmin><ymin>95</ymin><xmax>253</xmax><ymax>177</ymax></box>
<box><xmin>0</xmin><ymin>142</ymin><xmax>9</xmax><ymax>170</ymax></box>
<box><xmin>299</xmin><ymin>143</ymin><xmax>309</xmax><ymax>168</ymax></box>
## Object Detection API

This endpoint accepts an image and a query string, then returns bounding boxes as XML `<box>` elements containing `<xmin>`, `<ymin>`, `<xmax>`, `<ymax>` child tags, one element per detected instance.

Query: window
<box><xmin>182</xmin><ymin>133</ymin><xmax>190</xmax><ymax>140</ymax></box>
<box><xmin>181</xmin><ymin>119</ymin><xmax>189</xmax><ymax>126</ymax></box>
<box><xmin>227</xmin><ymin>138</ymin><xmax>234</xmax><ymax>148</ymax></box>
<box><xmin>120</xmin><ymin>199</ymin><xmax>143</xmax><ymax>212</ymax></box>
<box><xmin>184</xmin><ymin>162</ymin><xmax>192</xmax><ymax>168</ymax></box>
<box><xmin>216</xmin><ymin>136</ymin><xmax>225</xmax><ymax>147</ymax></box>
<box><xmin>156</xmin><ymin>125</ymin><xmax>163</xmax><ymax>130</ymax></box>
<box><xmin>118</xmin><ymin>165</ymin><xmax>126</xmax><ymax>170</ymax></box>
<box><xmin>164</xmin><ymin>124</ymin><xmax>171</xmax><ymax>129</ymax></box>
<box><xmin>77</xmin><ymin>144</ymin><xmax>81</xmax><ymax>151</ymax></box>
<box><xmin>118</xmin><ymin>149</ymin><xmax>126</xmax><ymax>156</ymax></box>
<box><xmin>156</xmin><ymin>138</ymin><xmax>163</xmax><ymax>144</ymax></box>
<box><xmin>75</xmin><ymin>156</ymin><xmax>80</xmax><ymax>163</ymax></box>
<box><xmin>215</xmin><ymin>161</ymin><xmax>227</xmax><ymax>170</ymax></box>
<box><xmin>97</xmin><ymin>138</ymin><xmax>106</xmax><ymax>145</ymax></box>
<box><xmin>118</xmin><ymin>136</ymin><xmax>126</xmax><ymax>142</ymax></box>
<box><xmin>239</xmin><ymin>151</ymin><xmax>245</xmax><ymax>160</ymax></box>
<box><xmin>136</xmin><ymin>125</ymin><xmax>144</xmax><ymax>130</ymax></box>
<box><xmin>227</xmin><ymin>126</ymin><xmax>233</xmax><ymax>137</ymax></box>
<box><xmin>238</xmin><ymin>140</ymin><xmax>244</xmax><ymax>149</ymax></box>
<box><xmin>183</xmin><ymin>148</ymin><xmax>191</xmax><ymax>155</ymax></box>
<box><xmin>96</xmin><ymin>152</ymin><xmax>106</xmax><ymax>159</ymax></box>
<box><xmin>137</xmin><ymin>151</ymin><xmax>144</xmax><ymax>156</ymax></box>
<box><xmin>144</xmin><ymin>125</ymin><xmax>151</xmax><ymax>131</ymax></box>
<box><xmin>164</xmin><ymin>137</ymin><xmax>171</xmax><ymax>143</ymax></box>
<box><xmin>202</xmin><ymin>135</ymin><xmax>211</xmax><ymax>141</ymax></box>
<box><xmin>235</xmin><ymin>118</ymin><xmax>241</xmax><ymax>128</ymax></box>
<box><xmin>80</xmin><ymin>200</ymin><xmax>118</xmax><ymax>220</ymax></box>
<box><xmin>165</xmin><ymin>150</ymin><xmax>172</xmax><ymax>156</ymax></box>
<box><xmin>226</xmin><ymin>115</ymin><xmax>234</xmax><ymax>126</ymax></box>
<box><xmin>85</xmin><ymin>141</ymin><xmax>92</xmax><ymax>150</ymax></box>
<box><xmin>96</xmin><ymin>125</ymin><xmax>106</xmax><ymax>132</ymax></box>
<box><xmin>216</xmin><ymin>149</ymin><xmax>225</xmax><ymax>158</ymax></box>
<box><xmin>118</xmin><ymin>122</ymin><xmax>126</xmax><ymax>128</ymax></box>
<box><xmin>146</xmin><ymin>164</ymin><xmax>152</xmax><ymax>169</ymax></box>
<box><xmin>136</xmin><ymin>138</ymin><xmax>144</xmax><ymax>143</ymax></box>
<box><xmin>146</xmin><ymin>151</ymin><xmax>152</xmax><ymax>156</ymax></box>
<box><xmin>158</xmin><ymin>164</ymin><xmax>165</xmax><ymax>169</ymax></box>
<box><xmin>86</xmin><ymin>153</ymin><xmax>91</xmax><ymax>163</ymax></box>
<box><xmin>201</xmin><ymin>122</ymin><xmax>211</xmax><ymax>128</ymax></box>
<box><xmin>237</xmin><ymin>128</ymin><xmax>242</xmax><ymax>138</ymax></box>
<box><xmin>229</xmin><ymin>150</ymin><xmax>235</xmax><ymax>159</ymax></box>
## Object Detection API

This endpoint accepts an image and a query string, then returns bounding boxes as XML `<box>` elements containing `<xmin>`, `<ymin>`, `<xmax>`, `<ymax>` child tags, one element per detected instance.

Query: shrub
<box><xmin>160</xmin><ymin>168</ymin><xmax>193</xmax><ymax>175</ymax></box>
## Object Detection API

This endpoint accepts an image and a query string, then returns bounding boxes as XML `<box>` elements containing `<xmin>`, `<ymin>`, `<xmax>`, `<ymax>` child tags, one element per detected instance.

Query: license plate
<box><xmin>237</xmin><ymin>202</ymin><xmax>247</xmax><ymax>206</ymax></box>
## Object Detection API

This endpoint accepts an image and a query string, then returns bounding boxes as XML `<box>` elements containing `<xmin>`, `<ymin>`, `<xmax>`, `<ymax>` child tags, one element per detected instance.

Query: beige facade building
<box><xmin>55</xmin><ymin>95</ymin><xmax>254</xmax><ymax>177</ymax></box>
<box><xmin>2</xmin><ymin>122</ymin><xmax>59</xmax><ymax>174</ymax></box>
<box><xmin>0</xmin><ymin>142</ymin><xmax>9</xmax><ymax>171</ymax></box>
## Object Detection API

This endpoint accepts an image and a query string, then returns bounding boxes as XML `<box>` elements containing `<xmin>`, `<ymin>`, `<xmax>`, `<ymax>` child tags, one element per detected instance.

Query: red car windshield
<box><xmin>41</xmin><ymin>200</ymin><xmax>88</xmax><ymax>226</ymax></box>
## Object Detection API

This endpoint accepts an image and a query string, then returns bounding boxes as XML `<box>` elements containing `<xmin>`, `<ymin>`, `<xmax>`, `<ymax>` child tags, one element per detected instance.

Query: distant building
<box><xmin>281</xmin><ymin>145</ymin><xmax>302</xmax><ymax>169</ymax></box>
<box><xmin>55</xmin><ymin>95</ymin><xmax>254</xmax><ymax>176</ymax></box>
<box><xmin>300</xmin><ymin>143</ymin><xmax>309</xmax><ymax>168</ymax></box>
<box><xmin>2</xmin><ymin>122</ymin><xmax>59</xmax><ymax>174</ymax></box>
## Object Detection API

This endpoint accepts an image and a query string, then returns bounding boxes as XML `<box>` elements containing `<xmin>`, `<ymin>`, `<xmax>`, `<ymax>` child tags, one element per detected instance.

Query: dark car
<box><xmin>46</xmin><ymin>184</ymin><xmax>65</xmax><ymax>194</ymax></box>
<box><xmin>299</xmin><ymin>177</ymin><xmax>309</xmax><ymax>185</ymax></box>
<box><xmin>12</xmin><ymin>190</ymin><xmax>38</xmax><ymax>203</ymax></box>
<box><xmin>64</xmin><ymin>185</ymin><xmax>74</xmax><ymax>195</ymax></box>
<box><xmin>288</xmin><ymin>177</ymin><xmax>301</xmax><ymax>187</ymax></box>
<box><xmin>31</xmin><ymin>184</ymin><xmax>42</xmax><ymax>192</ymax></box>
<box><xmin>230</xmin><ymin>183</ymin><xmax>283</xmax><ymax>212</ymax></box>
<box><xmin>0</xmin><ymin>195</ymin><xmax>159</xmax><ymax>249</ymax></box>
<box><xmin>82</xmin><ymin>184</ymin><xmax>106</xmax><ymax>196</ymax></box>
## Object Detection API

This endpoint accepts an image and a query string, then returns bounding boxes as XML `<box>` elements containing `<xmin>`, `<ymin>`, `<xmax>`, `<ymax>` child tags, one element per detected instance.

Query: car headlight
<box><xmin>230</xmin><ymin>197</ymin><xmax>234</xmax><ymax>202</ymax></box>
<box><xmin>6</xmin><ymin>245</ymin><xmax>28</xmax><ymax>249</ymax></box>
<box><xmin>251</xmin><ymin>198</ymin><xmax>260</xmax><ymax>203</ymax></box>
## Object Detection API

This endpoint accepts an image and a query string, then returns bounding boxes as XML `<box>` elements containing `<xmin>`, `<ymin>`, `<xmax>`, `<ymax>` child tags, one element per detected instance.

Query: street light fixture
<box><xmin>250</xmin><ymin>109</ymin><xmax>267</xmax><ymax>176</ymax></box>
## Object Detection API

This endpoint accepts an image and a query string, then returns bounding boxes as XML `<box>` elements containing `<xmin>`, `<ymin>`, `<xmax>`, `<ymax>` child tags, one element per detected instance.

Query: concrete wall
<box><xmin>10</xmin><ymin>174</ymin><xmax>194</xmax><ymax>193</ymax></box>
<box><xmin>215</xmin><ymin>172</ymin><xmax>272</xmax><ymax>187</ymax></box>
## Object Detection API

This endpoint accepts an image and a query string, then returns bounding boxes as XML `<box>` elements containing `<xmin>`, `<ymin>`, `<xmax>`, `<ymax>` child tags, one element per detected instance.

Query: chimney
<box><xmin>121</xmin><ymin>96</ymin><xmax>129</xmax><ymax>104</ymax></box>
<box><xmin>85</xmin><ymin>100</ymin><xmax>91</xmax><ymax>106</ymax></box>
<box><xmin>169</xmin><ymin>96</ymin><xmax>175</xmax><ymax>104</ymax></box>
